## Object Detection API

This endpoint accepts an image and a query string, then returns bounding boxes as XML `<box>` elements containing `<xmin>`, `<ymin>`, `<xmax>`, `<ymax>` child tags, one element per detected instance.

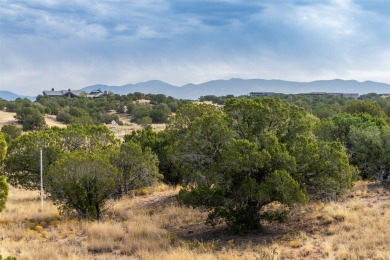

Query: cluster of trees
<box><xmin>0</xmin><ymin>92</ymin><xmax>191</xmax><ymax>130</ymax></box>
<box><xmin>199</xmin><ymin>95</ymin><xmax>236</xmax><ymax>105</ymax></box>
<box><xmin>37</xmin><ymin>92</ymin><xmax>188</xmax><ymax>126</ymax></box>
<box><xmin>0</xmin><ymin>98</ymin><xmax>47</xmax><ymax>131</ymax></box>
<box><xmin>127</xmin><ymin>102</ymin><xmax>172</xmax><ymax>125</ymax></box>
<box><xmin>1</xmin><ymin>92</ymin><xmax>390</xmax><ymax>233</ymax></box>
<box><xmin>126</xmin><ymin>100</ymin><xmax>353</xmax><ymax>233</ymax></box>
<box><xmin>125</xmin><ymin>96</ymin><xmax>390</xmax><ymax>232</ymax></box>
<box><xmin>315</xmin><ymin>101</ymin><xmax>390</xmax><ymax>187</ymax></box>
<box><xmin>2</xmin><ymin>124</ymin><xmax>161</xmax><ymax>219</ymax></box>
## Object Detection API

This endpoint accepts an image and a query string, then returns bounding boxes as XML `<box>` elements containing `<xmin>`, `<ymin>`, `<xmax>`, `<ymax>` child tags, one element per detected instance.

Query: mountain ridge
<box><xmin>0</xmin><ymin>91</ymin><xmax>35</xmax><ymax>101</ymax></box>
<box><xmin>80</xmin><ymin>78</ymin><xmax>390</xmax><ymax>99</ymax></box>
<box><xmin>1</xmin><ymin>79</ymin><xmax>390</xmax><ymax>100</ymax></box>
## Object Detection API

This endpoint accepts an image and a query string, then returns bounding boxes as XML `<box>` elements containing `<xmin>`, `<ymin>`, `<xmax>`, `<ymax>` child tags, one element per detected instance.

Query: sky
<box><xmin>1</xmin><ymin>0</ymin><xmax>390</xmax><ymax>95</ymax></box>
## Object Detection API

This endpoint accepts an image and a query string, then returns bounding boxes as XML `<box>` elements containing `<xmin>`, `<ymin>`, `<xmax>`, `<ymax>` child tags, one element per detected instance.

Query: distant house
<box><xmin>43</xmin><ymin>88</ymin><xmax>82</xmax><ymax>98</ymax></box>
<box><xmin>87</xmin><ymin>89</ymin><xmax>108</xmax><ymax>98</ymax></box>
<box><xmin>303</xmin><ymin>92</ymin><xmax>359</xmax><ymax>99</ymax></box>
<box><xmin>249</xmin><ymin>92</ymin><xmax>282</xmax><ymax>97</ymax></box>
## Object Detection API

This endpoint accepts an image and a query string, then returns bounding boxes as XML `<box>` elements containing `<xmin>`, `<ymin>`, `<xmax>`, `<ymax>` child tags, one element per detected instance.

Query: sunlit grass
<box><xmin>0</xmin><ymin>182</ymin><xmax>389</xmax><ymax>259</ymax></box>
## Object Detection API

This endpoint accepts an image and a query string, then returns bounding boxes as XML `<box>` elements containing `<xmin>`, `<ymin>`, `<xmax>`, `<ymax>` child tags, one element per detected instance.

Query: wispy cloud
<box><xmin>0</xmin><ymin>0</ymin><xmax>389</xmax><ymax>95</ymax></box>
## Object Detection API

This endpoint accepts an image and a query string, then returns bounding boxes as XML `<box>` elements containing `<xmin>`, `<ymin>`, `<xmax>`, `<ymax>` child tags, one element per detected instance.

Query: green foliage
<box><xmin>45</xmin><ymin>151</ymin><xmax>120</xmax><ymax>219</ymax></box>
<box><xmin>289</xmin><ymin>137</ymin><xmax>353</xmax><ymax>198</ymax></box>
<box><xmin>0</xmin><ymin>132</ymin><xmax>6</xmax><ymax>164</ymax></box>
<box><xmin>109</xmin><ymin>141</ymin><xmax>161</xmax><ymax>196</ymax></box>
<box><xmin>348</xmin><ymin>125</ymin><xmax>390</xmax><ymax>185</ymax></box>
<box><xmin>15</xmin><ymin>106</ymin><xmax>46</xmax><ymax>130</ymax></box>
<box><xmin>0</xmin><ymin>176</ymin><xmax>9</xmax><ymax>213</ymax></box>
<box><xmin>313</xmin><ymin>103</ymin><xmax>342</xmax><ymax>119</ymax></box>
<box><xmin>0</xmin><ymin>254</ymin><xmax>17</xmax><ymax>260</ymax></box>
<box><xmin>130</xmin><ymin>104</ymin><xmax>152</xmax><ymax>123</ymax></box>
<box><xmin>4</xmin><ymin>130</ymin><xmax>63</xmax><ymax>190</ymax></box>
<box><xmin>199</xmin><ymin>95</ymin><xmax>233</xmax><ymax>105</ymax></box>
<box><xmin>4</xmin><ymin>124</ymin><xmax>117</xmax><ymax>190</ymax></box>
<box><xmin>150</xmin><ymin>103</ymin><xmax>172</xmax><ymax>123</ymax></box>
<box><xmin>149</xmin><ymin>94</ymin><xmax>167</xmax><ymax>104</ymax></box>
<box><xmin>38</xmin><ymin>97</ymin><xmax>61</xmax><ymax>115</ymax></box>
<box><xmin>138</xmin><ymin>117</ymin><xmax>153</xmax><ymax>129</ymax></box>
<box><xmin>1</xmin><ymin>125</ymin><xmax>22</xmax><ymax>144</ymax></box>
<box><xmin>167</xmin><ymin>102</ymin><xmax>220</xmax><ymax>132</ymax></box>
<box><xmin>56</xmin><ymin>106</ymin><xmax>95</xmax><ymax>124</ymax></box>
<box><xmin>315</xmin><ymin>113</ymin><xmax>390</xmax><ymax>185</ymax></box>
<box><xmin>344</xmin><ymin>100</ymin><xmax>387</xmax><ymax>118</ymax></box>
<box><xmin>174</xmin><ymin>98</ymin><xmax>352</xmax><ymax>233</ymax></box>
<box><xmin>124</xmin><ymin>130</ymin><xmax>182</xmax><ymax>185</ymax></box>
<box><xmin>0</xmin><ymin>133</ymin><xmax>9</xmax><ymax>213</ymax></box>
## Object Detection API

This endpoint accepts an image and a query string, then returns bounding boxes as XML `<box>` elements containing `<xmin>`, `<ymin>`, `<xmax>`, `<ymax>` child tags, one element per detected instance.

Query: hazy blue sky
<box><xmin>1</xmin><ymin>0</ymin><xmax>390</xmax><ymax>95</ymax></box>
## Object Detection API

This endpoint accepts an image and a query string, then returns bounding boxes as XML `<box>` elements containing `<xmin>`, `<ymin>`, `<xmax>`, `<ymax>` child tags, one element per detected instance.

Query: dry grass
<box><xmin>0</xmin><ymin>109</ymin><xmax>162</xmax><ymax>139</ymax></box>
<box><xmin>0</xmin><ymin>110</ymin><xmax>67</xmax><ymax>129</ymax></box>
<box><xmin>0</xmin><ymin>182</ymin><xmax>389</xmax><ymax>259</ymax></box>
<box><xmin>0</xmin><ymin>111</ymin><xmax>18</xmax><ymax>128</ymax></box>
<box><xmin>44</xmin><ymin>115</ymin><xmax>67</xmax><ymax>128</ymax></box>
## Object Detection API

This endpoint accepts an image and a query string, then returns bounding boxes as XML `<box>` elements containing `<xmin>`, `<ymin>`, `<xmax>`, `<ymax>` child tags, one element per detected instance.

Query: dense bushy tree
<box><xmin>315</xmin><ymin>113</ymin><xmax>390</xmax><ymax>186</ymax></box>
<box><xmin>4</xmin><ymin>125</ymin><xmax>117</xmax><ymax>190</ymax></box>
<box><xmin>344</xmin><ymin>100</ymin><xmax>387</xmax><ymax>118</ymax></box>
<box><xmin>45</xmin><ymin>152</ymin><xmax>120</xmax><ymax>219</ymax></box>
<box><xmin>15</xmin><ymin>106</ymin><xmax>46</xmax><ymax>130</ymax></box>
<box><xmin>167</xmin><ymin>103</ymin><xmax>220</xmax><ymax>133</ymax></box>
<box><xmin>4</xmin><ymin>130</ymin><xmax>63</xmax><ymax>190</ymax></box>
<box><xmin>171</xmin><ymin>99</ymin><xmax>352</xmax><ymax>233</ymax></box>
<box><xmin>125</xmin><ymin>129</ymin><xmax>182</xmax><ymax>185</ymax></box>
<box><xmin>150</xmin><ymin>103</ymin><xmax>172</xmax><ymax>123</ymax></box>
<box><xmin>130</xmin><ymin>104</ymin><xmax>152</xmax><ymax>123</ymax></box>
<box><xmin>109</xmin><ymin>142</ymin><xmax>161</xmax><ymax>196</ymax></box>
<box><xmin>38</xmin><ymin>98</ymin><xmax>61</xmax><ymax>115</ymax></box>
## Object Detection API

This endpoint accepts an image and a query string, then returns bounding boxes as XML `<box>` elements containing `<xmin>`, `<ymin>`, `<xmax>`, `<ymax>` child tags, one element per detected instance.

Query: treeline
<box><xmin>0</xmin><ymin>92</ymin><xmax>191</xmax><ymax>130</ymax></box>
<box><xmin>200</xmin><ymin>93</ymin><xmax>390</xmax><ymax>119</ymax></box>
<box><xmin>0</xmin><ymin>93</ymin><xmax>389</xmax><ymax>233</ymax></box>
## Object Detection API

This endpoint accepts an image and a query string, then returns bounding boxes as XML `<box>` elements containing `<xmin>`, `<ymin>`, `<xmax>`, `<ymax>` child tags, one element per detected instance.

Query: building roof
<box><xmin>43</xmin><ymin>89</ymin><xmax>82</xmax><ymax>98</ymax></box>
<box><xmin>87</xmin><ymin>89</ymin><xmax>107</xmax><ymax>98</ymax></box>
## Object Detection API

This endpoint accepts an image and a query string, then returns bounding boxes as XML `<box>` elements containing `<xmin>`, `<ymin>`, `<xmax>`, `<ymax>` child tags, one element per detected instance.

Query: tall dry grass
<box><xmin>0</xmin><ymin>182</ymin><xmax>389</xmax><ymax>259</ymax></box>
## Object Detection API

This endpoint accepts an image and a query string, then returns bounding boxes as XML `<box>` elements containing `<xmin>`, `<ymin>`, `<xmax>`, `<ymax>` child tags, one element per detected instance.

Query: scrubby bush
<box><xmin>46</xmin><ymin>152</ymin><xmax>120</xmax><ymax>219</ymax></box>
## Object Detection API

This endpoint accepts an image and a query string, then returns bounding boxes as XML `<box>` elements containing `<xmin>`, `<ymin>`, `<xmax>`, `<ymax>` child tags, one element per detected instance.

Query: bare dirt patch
<box><xmin>0</xmin><ymin>111</ymin><xmax>67</xmax><ymax>129</ymax></box>
<box><xmin>0</xmin><ymin>111</ymin><xmax>18</xmax><ymax>128</ymax></box>
<box><xmin>107</xmin><ymin>112</ymin><xmax>166</xmax><ymax>137</ymax></box>
<box><xmin>44</xmin><ymin>114</ymin><xmax>67</xmax><ymax>128</ymax></box>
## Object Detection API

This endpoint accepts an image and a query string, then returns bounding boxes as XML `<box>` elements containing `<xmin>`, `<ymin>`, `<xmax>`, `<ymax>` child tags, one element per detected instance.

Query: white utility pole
<box><xmin>40</xmin><ymin>148</ymin><xmax>43</xmax><ymax>212</ymax></box>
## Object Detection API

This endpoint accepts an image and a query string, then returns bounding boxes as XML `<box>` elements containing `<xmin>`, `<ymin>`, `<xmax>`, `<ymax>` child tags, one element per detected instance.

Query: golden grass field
<box><xmin>0</xmin><ymin>111</ymin><xmax>18</xmax><ymax>128</ymax></box>
<box><xmin>0</xmin><ymin>181</ymin><xmax>389</xmax><ymax>260</ymax></box>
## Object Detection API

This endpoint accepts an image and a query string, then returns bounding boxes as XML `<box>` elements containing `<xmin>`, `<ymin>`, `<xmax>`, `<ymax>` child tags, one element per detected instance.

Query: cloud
<box><xmin>1</xmin><ymin>0</ymin><xmax>390</xmax><ymax>95</ymax></box>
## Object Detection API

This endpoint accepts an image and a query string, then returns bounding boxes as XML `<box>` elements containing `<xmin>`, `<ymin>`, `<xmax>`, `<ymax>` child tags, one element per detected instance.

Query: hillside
<box><xmin>0</xmin><ymin>91</ymin><xmax>35</xmax><ymax>101</ymax></box>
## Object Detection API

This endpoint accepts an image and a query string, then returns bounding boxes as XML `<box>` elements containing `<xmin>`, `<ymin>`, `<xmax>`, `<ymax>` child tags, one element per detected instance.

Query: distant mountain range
<box><xmin>80</xmin><ymin>79</ymin><xmax>390</xmax><ymax>99</ymax></box>
<box><xmin>2</xmin><ymin>79</ymin><xmax>390</xmax><ymax>101</ymax></box>
<box><xmin>0</xmin><ymin>91</ymin><xmax>35</xmax><ymax>101</ymax></box>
